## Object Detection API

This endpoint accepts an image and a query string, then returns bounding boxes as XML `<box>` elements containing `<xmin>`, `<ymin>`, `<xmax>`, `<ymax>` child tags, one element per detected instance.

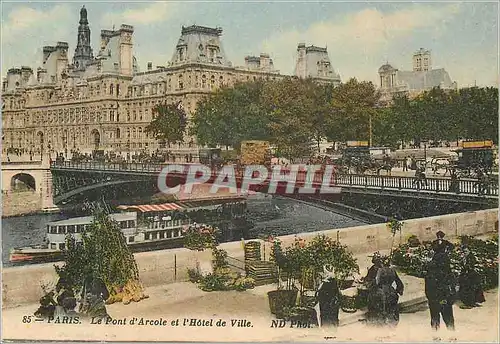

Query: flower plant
<box><xmin>392</xmin><ymin>235</ymin><xmax>498</xmax><ymax>289</ymax></box>
<box><xmin>270</xmin><ymin>234</ymin><xmax>359</xmax><ymax>292</ymax></box>
<box><xmin>183</xmin><ymin>223</ymin><xmax>219</xmax><ymax>251</ymax></box>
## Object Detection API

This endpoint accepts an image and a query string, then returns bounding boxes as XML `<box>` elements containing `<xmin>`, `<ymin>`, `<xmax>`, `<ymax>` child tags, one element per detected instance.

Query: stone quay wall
<box><xmin>2</xmin><ymin>191</ymin><xmax>43</xmax><ymax>217</ymax></box>
<box><xmin>2</xmin><ymin>208</ymin><xmax>497</xmax><ymax>308</ymax></box>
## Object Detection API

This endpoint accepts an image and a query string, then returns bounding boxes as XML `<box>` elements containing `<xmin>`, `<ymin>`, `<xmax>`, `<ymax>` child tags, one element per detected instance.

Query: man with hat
<box><xmin>362</xmin><ymin>252</ymin><xmax>384</xmax><ymax>288</ymax></box>
<box><xmin>432</xmin><ymin>231</ymin><xmax>454</xmax><ymax>255</ymax></box>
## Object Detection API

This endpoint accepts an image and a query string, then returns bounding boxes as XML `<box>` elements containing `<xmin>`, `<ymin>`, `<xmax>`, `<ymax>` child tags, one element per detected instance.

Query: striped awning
<box><xmin>117</xmin><ymin>203</ymin><xmax>184</xmax><ymax>213</ymax></box>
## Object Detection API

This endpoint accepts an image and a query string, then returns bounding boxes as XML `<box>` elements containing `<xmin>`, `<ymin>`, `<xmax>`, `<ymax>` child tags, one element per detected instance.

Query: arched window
<box><xmin>138</xmin><ymin>127</ymin><xmax>142</xmax><ymax>139</ymax></box>
<box><xmin>110</xmin><ymin>111</ymin><xmax>114</xmax><ymax>122</ymax></box>
<box><xmin>210</xmin><ymin>75</ymin><xmax>215</xmax><ymax>89</ymax></box>
<box><xmin>116</xmin><ymin>84</ymin><xmax>120</xmax><ymax>96</ymax></box>
<box><xmin>132</xmin><ymin>128</ymin><xmax>136</xmax><ymax>139</ymax></box>
<box><xmin>178</xmin><ymin>74</ymin><xmax>184</xmax><ymax>90</ymax></box>
<box><xmin>202</xmin><ymin>75</ymin><xmax>206</xmax><ymax>89</ymax></box>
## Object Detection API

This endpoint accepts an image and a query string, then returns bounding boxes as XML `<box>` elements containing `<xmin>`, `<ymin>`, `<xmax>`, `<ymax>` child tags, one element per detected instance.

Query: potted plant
<box><xmin>307</xmin><ymin>235</ymin><xmax>359</xmax><ymax>289</ymax></box>
<box><xmin>267</xmin><ymin>238</ymin><xmax>299</xmax><ymax>317</ymax></box>
<box><xmin>267</xmin><ymin>235</ymin><xmax>360</xmax><ymax>317</ymax></box>
<box><xmin>183</xmin><ymin>223</ymin><xmax>219</xmax><ymax>274</ymax></box>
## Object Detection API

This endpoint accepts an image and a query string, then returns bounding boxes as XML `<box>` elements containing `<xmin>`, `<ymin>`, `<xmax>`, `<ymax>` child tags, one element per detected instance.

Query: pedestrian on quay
<box><xmin>34</xmin><ymin>292</ymin><xmax>57</xmax><ymax>319</ymax></box>
<box><xmin>367</xmin><ymin>256</ymin><xmax>404</xmax><ymax>327</ymax></box>
<box><xmin>432</xmin><ymin>231</ymin><xmax>454</xmax><ymax>256</ymax></box>
<box><xmin>424</xmin><ymin>252</ymin><xmax>457</xmax><ymax>331</ymax></box>
<box><xmin>402</xmin><ymin>156</ymin><xmax>408</xmax><ymax>172</ymax></box>
<box><xmin>315</xmin><ymin>265</ymin><xmax>342</xmax><ymax>327</ymax></box>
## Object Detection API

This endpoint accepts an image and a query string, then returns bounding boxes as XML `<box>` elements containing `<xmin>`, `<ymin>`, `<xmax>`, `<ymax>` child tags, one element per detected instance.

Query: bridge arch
<box><xmin>10</xmin><ymin>173</ymin><xmax>36</xmax><ymax>192</ymax></box>
<box><xmin>54</xmin><ymin>179</ymin><xmax>148</xmax><ymax>204</ymax></box>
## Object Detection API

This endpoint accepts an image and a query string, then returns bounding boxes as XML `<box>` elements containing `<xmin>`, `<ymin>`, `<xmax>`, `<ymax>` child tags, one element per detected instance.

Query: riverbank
<box><xmin>2</xmin><ymin>208</ymin><xmax>497</xmax><ymax>308</ymax></box>
<box><xmin>2</xmin><ymin>251</ymin><xmax>498</xmax><ymax>342</ymax></box>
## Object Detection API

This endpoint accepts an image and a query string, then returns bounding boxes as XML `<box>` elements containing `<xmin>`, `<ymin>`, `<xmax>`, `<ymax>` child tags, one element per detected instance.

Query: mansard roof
<box><xmin>169</xmin><ymin>25</ymin><xmax>232</xmax><ymax>67</ymax></box>
<box><xmin>396</xmin><ymin>68</ymin><xmax>454</xmax><ymax>90</ymax></box>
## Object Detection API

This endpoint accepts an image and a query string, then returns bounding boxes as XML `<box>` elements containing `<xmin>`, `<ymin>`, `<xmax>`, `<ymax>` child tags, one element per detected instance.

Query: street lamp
<box><xmin>369</xmin><ymin>114</ymin><xmax>373</xmax><ymax>147</ymax></box>
<box><xmin>422</xmin><ymin>140</ymin><xmax>428</xmax><ymax>170</ymax></box>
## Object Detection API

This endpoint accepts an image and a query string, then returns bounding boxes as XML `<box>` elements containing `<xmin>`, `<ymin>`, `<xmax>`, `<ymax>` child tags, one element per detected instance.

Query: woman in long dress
<box><xmin>315</xmin><ymin>266</ymin><xmax>342</xmax><ymax>327</ymax></box>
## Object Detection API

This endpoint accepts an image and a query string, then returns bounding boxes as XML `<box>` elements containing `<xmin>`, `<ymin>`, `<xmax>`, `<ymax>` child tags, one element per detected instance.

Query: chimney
<box><xmin>147</xmin><ymin>62</ymin><xmax>152</xmax><ymax>71</ymax></box>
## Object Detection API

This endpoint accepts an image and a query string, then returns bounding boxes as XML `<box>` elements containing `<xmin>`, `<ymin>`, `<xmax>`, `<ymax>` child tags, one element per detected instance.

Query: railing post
<box><xmin>398</xmin><ymin>177</ymin><xmax>402</xmax><ymax>190</ymax></box>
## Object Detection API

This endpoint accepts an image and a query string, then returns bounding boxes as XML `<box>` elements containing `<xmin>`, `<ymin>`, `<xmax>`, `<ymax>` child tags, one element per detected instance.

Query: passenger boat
<box><xmin>9</xmin><ymin>198</ymin><xmax>248</xmax><ymax>264</ymax></box>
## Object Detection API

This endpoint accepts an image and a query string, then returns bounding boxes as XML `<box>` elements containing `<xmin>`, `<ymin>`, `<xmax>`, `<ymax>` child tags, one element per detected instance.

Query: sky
<box><xmin>1</xmin><ymin>0</ymin><xmax>498</xmax><ymax>87</ymax></box>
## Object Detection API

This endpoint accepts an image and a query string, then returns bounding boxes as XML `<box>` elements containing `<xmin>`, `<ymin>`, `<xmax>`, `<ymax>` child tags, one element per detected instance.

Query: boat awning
<box><xmin>117</xmin><ymin>203</ymin><xmax>184</xmax><ymax>213</ymax></box>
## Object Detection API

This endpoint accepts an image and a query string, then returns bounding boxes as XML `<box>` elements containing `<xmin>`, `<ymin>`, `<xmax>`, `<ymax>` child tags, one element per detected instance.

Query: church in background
<box><xmin>378</xmin><ymin>48</ymin><xmax>457</xmax><ymax>103</ymax></box>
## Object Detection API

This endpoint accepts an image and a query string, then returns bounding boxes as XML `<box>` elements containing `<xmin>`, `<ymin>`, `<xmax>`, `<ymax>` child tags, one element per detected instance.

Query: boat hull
<box><xmin>9</xmin><ymin>237</ymin><xmax>186</xmax><ymax>264</ymax></box>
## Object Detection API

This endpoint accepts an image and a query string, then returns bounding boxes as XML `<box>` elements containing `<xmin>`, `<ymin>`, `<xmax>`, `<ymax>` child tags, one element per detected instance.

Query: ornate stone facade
<box><xmin>2</xmin><ymin>7</ymin><xmax>340</xmax><ymax>158</ymax></box>
<box><xmin>378</xmin><ymin>48</ymin><xmax>457</xmax><ymax>103</ymax></box>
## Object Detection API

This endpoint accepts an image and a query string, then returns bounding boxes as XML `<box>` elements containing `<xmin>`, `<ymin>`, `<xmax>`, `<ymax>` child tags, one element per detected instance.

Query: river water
<box><xmin>1</xmin><ymin>196</ymin><xmax>363</xmax><ymax>267</ymax></box>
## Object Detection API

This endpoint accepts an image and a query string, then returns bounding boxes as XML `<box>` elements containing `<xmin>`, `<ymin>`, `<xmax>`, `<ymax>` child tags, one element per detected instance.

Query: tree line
<box><xmin>145</xmin><ymin>77</ymin><xmax>498</xmax><ymax>159</ymax></box>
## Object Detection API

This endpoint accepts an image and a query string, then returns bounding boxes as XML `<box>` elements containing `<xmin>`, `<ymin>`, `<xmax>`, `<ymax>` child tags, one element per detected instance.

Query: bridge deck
<box><xmin>50</xmin><ymin>162</ymin><xmax>498</xmax><ymax>201</ymax></box>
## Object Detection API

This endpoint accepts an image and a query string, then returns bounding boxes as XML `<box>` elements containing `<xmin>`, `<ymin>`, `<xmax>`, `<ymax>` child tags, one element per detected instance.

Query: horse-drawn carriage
<box><xmin>446</xmin><ymin>140</ymin><xmax>495</xmax><ymax>178</ymax></box>
<box><xmin>341</xmin><ymin>141</ymin><xmax>395</xmax><ymax>175</ymax></box>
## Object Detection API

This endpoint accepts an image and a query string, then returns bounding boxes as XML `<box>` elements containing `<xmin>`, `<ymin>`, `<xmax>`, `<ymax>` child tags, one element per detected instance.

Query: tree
<box><xmin>457</xmin><ymin>87</ymin><xmax>498</xmax><ymax>142</ymax></box>
<box><xmin>145</xmin><ymin>101</ymin><xmax>187</xmax><ymax>148</ymax></box>
<box><xmin>327</xmin><ymin>78</ymin><xmax>380</xmax><ymax>143</ymax></box>
<box><xmin>372</xmin><ymin>107</ymin><xmax>399</xmax><ymax>148</ymax></box>
<box><xmin>55</xmin><ymin>205</ymin><xmax>147</xmax><ymax>305</ymax></box>
<box><xmin>310</xmin><ymin>83</ymin><xmax>335</xmax><ymax>152</ymax></box>
<box><xmin>261</xmin><ymin>77</ymin><xmax>317</xmax><ymax>159</ymax></box>
<box><xmin>387</xmin><ymin>93</ymin><xmax>413</xmax><ymax>148</ymax></box>
<box><xmin>191</xmin><ymin>81</ymin><xmax>270</xmax><ymax>149</ymax></box>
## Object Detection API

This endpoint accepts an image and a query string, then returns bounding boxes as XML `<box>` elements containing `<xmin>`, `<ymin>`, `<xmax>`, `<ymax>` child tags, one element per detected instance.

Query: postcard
<box><xmin>1</xmin><ymin>1</ymin><xmax>498</xmax><ymax>342</ymax></box>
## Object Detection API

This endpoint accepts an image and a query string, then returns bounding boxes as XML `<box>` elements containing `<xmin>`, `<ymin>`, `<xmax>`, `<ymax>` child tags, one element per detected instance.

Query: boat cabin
<box><xmin>46</xmin><ymin>212</ymin><xmax>137</xmax><ymax>250</ymax></box>
<box><xmin>117</xmin><ymin>203</ymin><xmax>190</xmax><ymax>243</ymax></box>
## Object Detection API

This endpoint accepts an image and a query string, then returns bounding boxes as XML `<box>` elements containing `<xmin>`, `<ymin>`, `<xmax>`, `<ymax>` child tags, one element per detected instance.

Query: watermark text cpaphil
<box><xmin>157</xmin><ymin>164</ymin><xmax>341</xmax><ymax>195</ymax></box>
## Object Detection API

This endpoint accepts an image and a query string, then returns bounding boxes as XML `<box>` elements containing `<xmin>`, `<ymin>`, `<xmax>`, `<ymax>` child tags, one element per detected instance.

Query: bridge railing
<box><xmin>335</xmin><ymin>174</ymin><xmax>498</xmax><ymax>197</ymax></box>
<box><xmin>50</xmin><ymin>161</ymin><xmax>498</xmax><ymax>197</ymax></box>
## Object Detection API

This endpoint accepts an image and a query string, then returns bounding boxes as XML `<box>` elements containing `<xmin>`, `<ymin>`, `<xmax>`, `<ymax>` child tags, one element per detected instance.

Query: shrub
<box><xmin>232</xmin><ymin>276</ymin><xmax>256</xmax><ymax>291</ymax></box>
<box><xmin>392</xmin><ymin>236</ymin><xmax>498</xmax><ymax>289</ymax></box>
<box><xmin>187</xmin><ymin>268</ymin><xmax>203</xmax><ymax>283</ymax></box>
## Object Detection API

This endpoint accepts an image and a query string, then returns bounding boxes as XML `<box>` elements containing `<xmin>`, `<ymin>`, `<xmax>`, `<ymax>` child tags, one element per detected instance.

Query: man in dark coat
<box><xmin>424</xmin><ymin>252</ymin><xmax>456</xmax><ymax>331</ymax></box>
<box><xmin>431</xmin><ymin>231</ymin><xmax>454</xmax><ymax>255</ymax></box>
<box><xmin>372</xmin><ymin>259</ymin><xmax>404</xmax><ymax>326</ymax></box>
<box><xmin>364</xmin><ymin>254</ymin><xmax>384</xmax><ymax>287</ymax></box>
<box><xmin>316</xmin><ymin>275</ymin><xmax>342</xmax><ymax>326</ymax></box>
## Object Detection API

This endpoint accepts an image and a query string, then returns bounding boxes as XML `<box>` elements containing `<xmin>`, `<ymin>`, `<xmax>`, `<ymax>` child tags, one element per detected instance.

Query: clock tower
<box><xmin>73</xmin><ymin>6</ymin><xmax>93</xmax><ymax>71</ymax></box>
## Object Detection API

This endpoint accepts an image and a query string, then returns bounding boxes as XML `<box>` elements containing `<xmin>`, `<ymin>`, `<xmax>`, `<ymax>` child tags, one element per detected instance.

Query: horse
<box><xmin>375</xmin><ymin>159</ymin><xmax>396</xmax><ymax>176</ymax></box>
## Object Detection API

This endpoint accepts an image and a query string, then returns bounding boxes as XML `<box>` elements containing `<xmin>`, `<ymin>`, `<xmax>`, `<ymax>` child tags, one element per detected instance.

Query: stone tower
<box><xmin>412</xmin><ymin>48</ymin><xmax>431</xmax><ymax>72</ymax></box>
<box><xmin>73</xmin><ymin>5</ymin><xmax>94</xmax><ymax>71</ymax></box>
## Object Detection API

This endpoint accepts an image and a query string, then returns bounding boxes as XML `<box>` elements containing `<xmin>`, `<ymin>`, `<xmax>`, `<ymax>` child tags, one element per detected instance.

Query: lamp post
<box><xmin>369</xmin><ymin>113</ymin><xmax>373</xmax><ymax>147</ymax></box>
<box><xmin>422</xmin><ymin>140</ymin><xmax>428</xmax><ymax>170</ymax></box>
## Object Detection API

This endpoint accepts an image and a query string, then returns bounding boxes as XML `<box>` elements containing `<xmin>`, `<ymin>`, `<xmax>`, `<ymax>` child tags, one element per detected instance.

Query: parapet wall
<box><xmin>2</xmin><ymin>208</ymin><xmax>497</xmax><ymax>308</ymax></box>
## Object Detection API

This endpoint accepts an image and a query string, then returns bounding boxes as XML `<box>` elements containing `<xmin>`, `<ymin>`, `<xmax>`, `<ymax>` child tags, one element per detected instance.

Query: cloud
<box><xmin>100</xmin><ymin>2</ymin><xmax>178</xmax><ymax>26</ymax></box>
<box><xmin>261</xmin><ymin>4</ymin><xmax>463</xmax><ymax>82</ymax></box>
<box><xmin>1</xmin><ymin>5</ymin><xmax>71</xmax><ymax>43</ymax></box>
